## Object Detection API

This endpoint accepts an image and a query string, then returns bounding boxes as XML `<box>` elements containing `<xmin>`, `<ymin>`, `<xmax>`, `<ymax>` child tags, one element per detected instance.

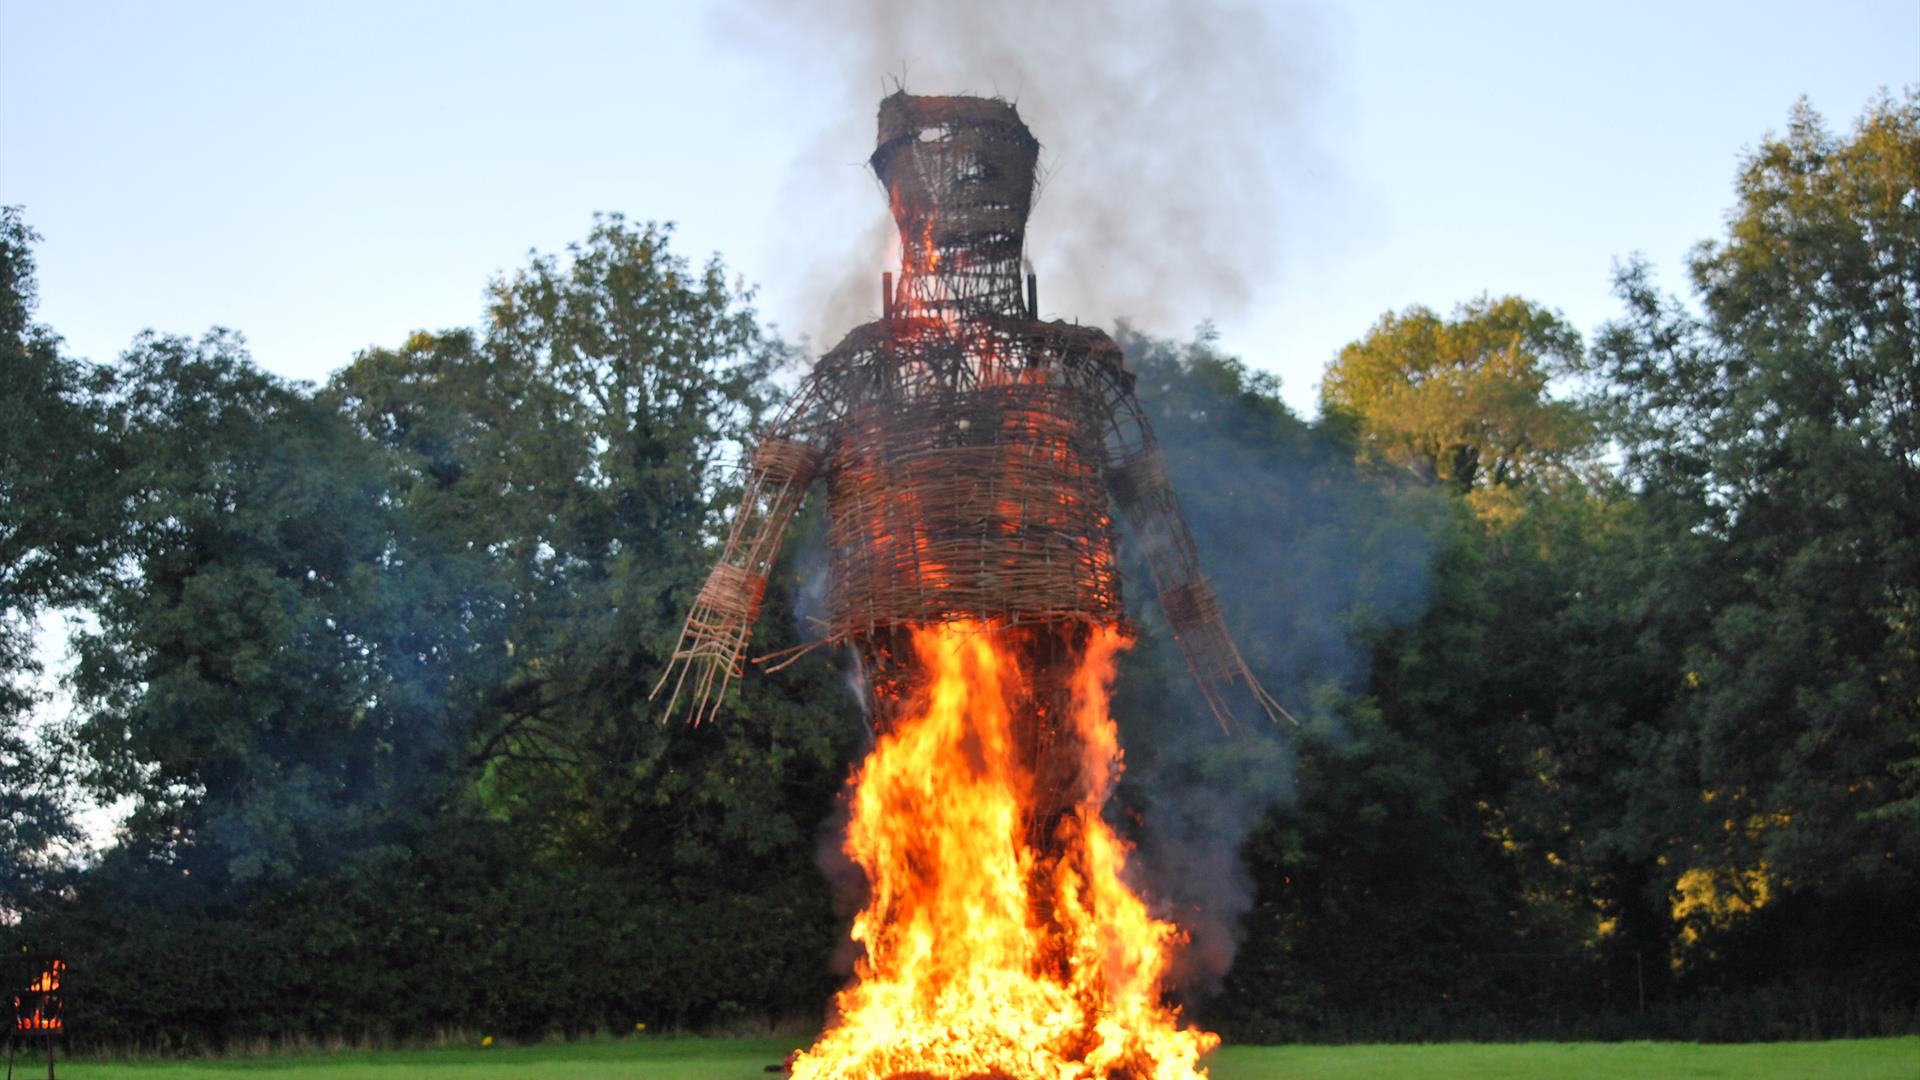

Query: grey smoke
<box><xmin>1107</xmin><ymin>327</ymin><xmax>1444</xmax><ymax>994</ymax></box>
<box><xmin>714</xmin><ymin>0</ymin><xmax>1337</xmax><ymax>344</ymax></box>
<box><xmin>1126</xmin><ymin>726</ymin><xmax>1297</xmax><ymax>993</ymax></box>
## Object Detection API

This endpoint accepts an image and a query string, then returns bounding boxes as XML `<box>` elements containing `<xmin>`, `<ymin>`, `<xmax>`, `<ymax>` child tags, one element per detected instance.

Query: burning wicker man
<box><xmin>654</xmin><ymin>92</ymin><xmax>1285</xmax><ymax>1080</ymax></box>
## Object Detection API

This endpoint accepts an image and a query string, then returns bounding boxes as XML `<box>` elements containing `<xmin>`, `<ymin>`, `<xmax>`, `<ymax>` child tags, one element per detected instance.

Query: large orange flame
<box><xmin>791</xmin><ymin>621</ymin><xmax>1216</xmax><ymax>1080</ymax></box>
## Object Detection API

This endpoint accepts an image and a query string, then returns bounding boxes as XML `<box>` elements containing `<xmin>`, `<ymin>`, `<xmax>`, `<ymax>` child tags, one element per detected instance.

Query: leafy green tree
<box><xmin>329</xmin><ymin>215</ymin><xmax>854</xmax><ymax>877</ymax></box>
<box><xmin>1587</xmin><ymin>92</ymin><xmax>1920</xmax><ymax>983</ymax></box>
<box><xmin>1</xmin><ymin>208</ymin><xmax>122</xmax><ymax>609</ymax></box>
<box><xmin>0</xmin><ymin>629</ymin><xmax>77</xmax><ymax>915</ymax></box>
<box><xmin>18</xmin><ymin>214</ymin><xmax>856</xmax><ymax>1043</ymax></box>
<box><xmin>69</xmin><ymin>330</ymin><xmax>472</xmax><ymax>885</ymax></box>
<box><xmin>1321</xmin><ymin>296</ymin><xmax>1593</xmax><ymax>519</ymax></box>
<box><xmin>1</xmin><ymin>207</ymin><xmax>107</xmax><ymax>911</ymax></box>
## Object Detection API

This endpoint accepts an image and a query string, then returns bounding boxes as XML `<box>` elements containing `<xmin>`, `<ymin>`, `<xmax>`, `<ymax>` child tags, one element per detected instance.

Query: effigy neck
<box><xmin>893</xmin><ymin>240</ymin><xmax>1030</xmax><ymax>322</ymax></box>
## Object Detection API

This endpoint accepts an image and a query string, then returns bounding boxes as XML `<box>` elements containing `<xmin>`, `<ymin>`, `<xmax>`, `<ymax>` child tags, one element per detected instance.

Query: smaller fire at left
<box><xmin>12</xmin><ymin>958</ymin><xmax>64</xmax><ymax>1033</ymax></box>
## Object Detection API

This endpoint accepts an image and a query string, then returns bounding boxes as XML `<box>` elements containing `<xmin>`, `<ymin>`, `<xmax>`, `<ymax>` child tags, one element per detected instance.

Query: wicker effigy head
<box><xmin>872</xmin><ymin>92</ymin><xmax>1039</xmax><ymax>321</ymax></box>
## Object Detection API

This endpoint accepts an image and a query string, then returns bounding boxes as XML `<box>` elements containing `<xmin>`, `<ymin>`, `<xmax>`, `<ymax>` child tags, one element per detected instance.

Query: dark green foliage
<box><xmin>1</xmin><ymin>209</ymin><xmax>122</xmax><ymax>610</ymax></box>
<box><xmin>67</xmin><ymin>329</ymin><xmax>468</xmax><ymax>884</ymax></box>
<box><xmin>0</xmin><ymin>629</ymin><xmax>75</xmax><ymax>911</ymax></box>
<box><xmin>11</xmin><ymin>214</ymin><xmax>854</xmax><ymax>1046</ymax></box>
<box><xmin>42</xmin><ymin>817</ymin><xmax>837</xmax><ymax>1049</ymax></box>
<box><xmin>325</xmin><ymin>217</ymin><xmax>852</xmax><ymax>876</ymax></box>
<box><xmin>1</xmin><ymin>206</ymin><xmax>100</xmax><ymax>910</ymax></box>
<box><xmin>1583</xmin><ymin>91</ymin><xmax>1920</xmax><ymax>994</ymax></box>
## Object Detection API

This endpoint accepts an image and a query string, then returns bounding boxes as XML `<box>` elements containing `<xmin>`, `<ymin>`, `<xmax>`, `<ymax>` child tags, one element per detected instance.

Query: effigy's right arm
<box><xmin>650</xmin><ymin>406</ymin><xmax>825</xmax><ymax>725</ymax></box>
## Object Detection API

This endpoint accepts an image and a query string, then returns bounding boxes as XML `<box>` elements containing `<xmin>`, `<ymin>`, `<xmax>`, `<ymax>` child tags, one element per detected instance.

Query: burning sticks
<box><xmin>785</xmin><ymin>622</ymin><xmax>1216</xmax><ymax>1080</ymax></box>
<box><xmin>6</xmin><ymin>954</ymin><xmax>63</xmax><ymax>1080</ymax></box>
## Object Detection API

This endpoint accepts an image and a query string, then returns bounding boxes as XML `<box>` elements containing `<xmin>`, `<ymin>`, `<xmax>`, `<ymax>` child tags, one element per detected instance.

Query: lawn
<box><xmin>42</xmin><ymin>1036</ymin><xmax>1920</xmax><ymax>1079</ymax></box>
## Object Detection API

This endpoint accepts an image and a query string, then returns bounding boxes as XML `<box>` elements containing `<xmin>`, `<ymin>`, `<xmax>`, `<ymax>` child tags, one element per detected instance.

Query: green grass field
<box><xmin>38</xmin><ymin>1036</ymin><xmax>1919</xmax><ymax>1080</ymax></box>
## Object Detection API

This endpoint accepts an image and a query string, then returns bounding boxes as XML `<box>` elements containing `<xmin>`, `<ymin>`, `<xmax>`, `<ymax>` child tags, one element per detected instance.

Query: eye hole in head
<box><xmin>917</xmin><ymin>125</ymin><xmax>950</xmax><ymax>143</ymax></box>
<box><xmin>957</xmin><ymin>156</ymin><xmax>989</xmax><ymax>182</ymax></box>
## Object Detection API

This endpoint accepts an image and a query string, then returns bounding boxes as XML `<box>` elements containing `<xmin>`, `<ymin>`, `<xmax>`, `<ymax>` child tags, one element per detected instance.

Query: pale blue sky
<box><xmin>2</xmin><ymin>1</ymin><xmax>1915</xmax><ymax>418</ymax></box>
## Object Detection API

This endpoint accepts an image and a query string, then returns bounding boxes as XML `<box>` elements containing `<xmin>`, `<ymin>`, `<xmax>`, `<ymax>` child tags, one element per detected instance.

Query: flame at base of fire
<box><xmin>792</xmin><ymin>621</ymin><xmax>1216</xmax><ymax>1080</ymax></box>
<box><xmin>12</xmin><ymin>958</ymin><xmax>64</xmax><ymax>1034</ymax></box>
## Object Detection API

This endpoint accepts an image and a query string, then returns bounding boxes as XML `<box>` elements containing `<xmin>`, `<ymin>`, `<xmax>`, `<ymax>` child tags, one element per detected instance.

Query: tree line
<box><xmin>1</xmin><ymin>93</ymin><xmax>1914</xmax><ymax>1048</ymax></box>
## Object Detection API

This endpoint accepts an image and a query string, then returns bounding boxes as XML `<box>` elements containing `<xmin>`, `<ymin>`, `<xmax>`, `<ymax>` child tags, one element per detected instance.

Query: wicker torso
<box><xmin>807</xmin><ymin>316</ymin><xmax>1133</xmax><ymax>646</ymax></box>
